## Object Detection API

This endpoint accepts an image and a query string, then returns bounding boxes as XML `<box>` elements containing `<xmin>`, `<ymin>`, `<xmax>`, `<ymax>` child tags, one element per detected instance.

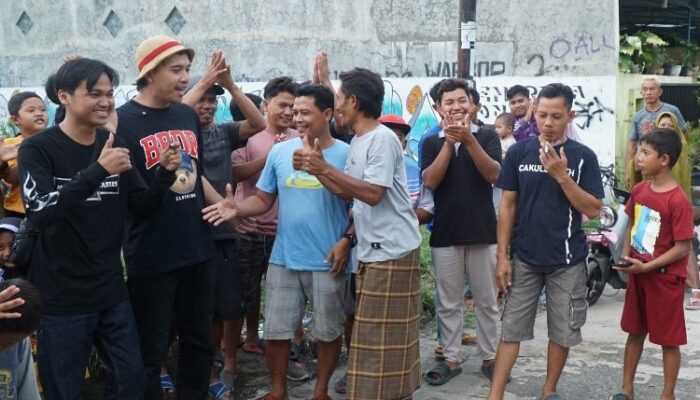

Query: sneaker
<box><xmin>334</xmin><ymin>374</ymin><xmax>347</xmax><ymax>394</ymax></box>
<box><xmin>686</xmin><ymin>296</ymin><xmax>700</xmax><ymax>310</ymax></box>
<box><xmin>286</xmin><ymin>361</ymin><xmax>312</xmax><ymax>382</ymax></box>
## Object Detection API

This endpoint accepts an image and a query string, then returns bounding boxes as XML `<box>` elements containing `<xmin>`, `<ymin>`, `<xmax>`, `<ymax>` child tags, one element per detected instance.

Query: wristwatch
<box><xmin>342</xmin><ymin>233</ymin><xmax>357</xmax><ymax>248</ymax></box>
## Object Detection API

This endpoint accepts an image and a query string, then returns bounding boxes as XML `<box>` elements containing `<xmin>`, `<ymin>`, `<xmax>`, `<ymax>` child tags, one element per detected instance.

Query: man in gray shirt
<box><xmin>298</xmin><ymin>68</ymin><xmax>422</xmax><ymax>400</ymax></box>
<box><xmin>624</xmin><ymin>77</ymin><xmax>686</xmax><ymax>188</ymax></box>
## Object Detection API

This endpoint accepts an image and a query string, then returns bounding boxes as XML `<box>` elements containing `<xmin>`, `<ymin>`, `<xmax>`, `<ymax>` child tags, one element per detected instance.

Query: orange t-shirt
<box><xmin>3</xmin><ymin>135</ymin><xmax>24</xmax><ymax>214</ymax></box>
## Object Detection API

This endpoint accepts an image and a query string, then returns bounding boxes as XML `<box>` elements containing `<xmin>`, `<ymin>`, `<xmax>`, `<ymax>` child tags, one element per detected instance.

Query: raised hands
<box><xmin>442</xmin><ymin>112</ymin><xmax>475</xmax><ymax>146</ymax></box>
<box><xmin>0</xmin><ymin>284</ymin><xmax>24</xmax><ymax>320</ymax></box>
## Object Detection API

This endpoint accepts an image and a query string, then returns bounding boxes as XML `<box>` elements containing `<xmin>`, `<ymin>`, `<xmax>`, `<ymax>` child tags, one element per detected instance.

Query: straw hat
<box><xmin>134</xmin><ymin>35</ymin><xmax>194</xmax><ymax>81</ymax></box>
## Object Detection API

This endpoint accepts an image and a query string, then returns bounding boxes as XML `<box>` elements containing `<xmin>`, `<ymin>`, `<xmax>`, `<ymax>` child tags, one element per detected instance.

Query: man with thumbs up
<box><xmin>18</xmin><ymin>58</ymin><xmax>181</xmax><ymax>400</ymax></box>
<box><xmin>487</xmin><ymin>83</ymin><xmax>604</xmax><ymax>400</ymax></box>
<box><xmin>203</xmin><ymin>84</ymin><xmax>350</xmax><ymax>400</ymax></box>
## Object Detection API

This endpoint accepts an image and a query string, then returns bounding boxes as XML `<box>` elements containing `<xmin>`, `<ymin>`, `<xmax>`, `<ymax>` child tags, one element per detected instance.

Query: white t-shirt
<box><xmin>500</xmin><ymin>136</ymin><xmax>516</xmax><ymax>159</ymax></box>
<box><xmin>345</xmin><ymin>124</ymin><xmax>422</xmax><ymax>262</ymax></box>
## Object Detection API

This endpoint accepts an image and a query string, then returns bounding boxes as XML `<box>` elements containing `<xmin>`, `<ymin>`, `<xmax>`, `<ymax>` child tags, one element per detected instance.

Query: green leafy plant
<box><xmin>619</xmin><ymin>31</ymin><xmax>668</xmax><ymax>73</ymax></box>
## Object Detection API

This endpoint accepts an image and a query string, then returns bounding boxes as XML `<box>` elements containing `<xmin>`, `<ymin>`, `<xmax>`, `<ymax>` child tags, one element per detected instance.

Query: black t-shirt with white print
<box><xmin>496</xmin><ymin>137</ymin><xmax>604</xmax><ymax>270</ymax></box>
<box><xmin>18</xmin><ymin>127</ymin><xmax>175</xmax><ymax>313</ymax></box>
<box><xmin>117</xmin><ymin>100</ymin><xmax>215</xmax><ymax>277</ymax></box>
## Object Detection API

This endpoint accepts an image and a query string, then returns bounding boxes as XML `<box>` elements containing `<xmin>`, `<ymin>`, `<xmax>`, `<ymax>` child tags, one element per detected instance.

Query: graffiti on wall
<box><xmin>0</xmin><ymin>76</ymin><xmax>616</xmax><ymax>164</ymax></box>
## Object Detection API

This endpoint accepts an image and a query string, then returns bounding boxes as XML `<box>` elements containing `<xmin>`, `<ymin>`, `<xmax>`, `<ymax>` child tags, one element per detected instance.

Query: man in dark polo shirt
<box><xmin>487</xmin><ymin>83</ymin><xmax>603</xmax><ymax>400</ymax></box>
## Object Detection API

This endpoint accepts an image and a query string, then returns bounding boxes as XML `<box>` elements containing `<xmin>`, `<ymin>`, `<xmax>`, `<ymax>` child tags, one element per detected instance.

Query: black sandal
<box><xmin>424</xmin><ymin>362</ymin><xmax>462</xmax><ymax>386</ymax></box>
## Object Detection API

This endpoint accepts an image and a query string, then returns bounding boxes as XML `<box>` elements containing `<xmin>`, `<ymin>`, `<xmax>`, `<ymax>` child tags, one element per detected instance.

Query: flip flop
<box><xmin>160</xmin><ymin>373</ymin><xmax>175</xmax><ymax>395</ymax></box>
<box><xmin>424</xmin><ymin>362</ymin><xmax>462</xmax><ymax>386</ymax></box>
<box><xmin>543</xmin><ymin>394</ymin><xmax>564</xmax><ymax>400</ymax></box>
<box><xmin>242</xmin><ymin>339</ymin><xmax>265</xmax><ymax>355</ymax></box>
<box><xmin>610</xmin><ymin>394</ymin><xmax>631</xmax><ymax>400</ymax></box>
<box><xmin>208</xmin><ymin>381</ymin><xmax>231</xmax><ymax>400</ymax></box>
<box><xmin>219</xmin><ymin>369</ymin><xmax>236</xmax><ymax>388</ymax></box>
<box><xmin>334</xmin><ymin>373</ymin><xmax>347</xmax><ymax>394</ymax></box>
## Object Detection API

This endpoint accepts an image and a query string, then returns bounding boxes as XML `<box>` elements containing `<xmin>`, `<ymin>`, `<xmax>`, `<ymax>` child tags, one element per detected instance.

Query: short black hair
<box><xmin>263</xmin><ymin>76</ymin><xmax>297</xmax><ymax>100</ymax></box>
<box><xmin>295</xmin><ymin>84</ymin><xmax>335</xmax><ymax>112</ymax></box>
<box><xmin>45</xmin><ymin>58</ymin><xmax>119</xmax><ymax>105</ymax></box>
<box><xmin>537</xmin><ymin>83</ymin><xmax>575</xmax><ymax>110</ymax></box>
<box><xmin>435</xmin><ymin>78</ymin><xmax>470</xmax><ymax>105</ymax></box>
<box><xmin>429</xmin><ymin>79</ymin><xmax>447</xmax><ymax>102</ymax></box>
<box><xmin>506</xmin><ymin>85</ymin><xmax>530</xmax><ymax>100</ymax></box>
<box><xmin>230</xmin><ymin>93</ymin><xmax>263</xmax><ymax>122</ymax></box>
<box><xmin>467</xmin><ymin>87</ymin><xmax>481</xmax><ymax>105</ymax></box>
<box><xmin>640</xmin><ymin>128</ymin><xmax>683</xmax><ymax>168</ymax></box>
<box><xmin>8</xmin><ymin>92</ymin><xmax>43</xmax><ymax>117</ymax></box>
<box><xmin>0</xmin><ymin>279</ymin><xmax>43</xmax><ymax>334</ymax></box>
<box><xmin>496</xmin><ymin>112</ymin><xmax>515</xmax><ymax>130</ymax></box>
<box><xmin>338</xmin><ymin>68</ymin><xmax>384</xmax><ymax>119</ymax></box>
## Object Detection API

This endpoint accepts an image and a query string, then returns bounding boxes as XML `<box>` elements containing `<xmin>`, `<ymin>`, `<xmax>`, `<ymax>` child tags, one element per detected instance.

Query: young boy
<box><xmin>494</xmin><ymin>112</ymin><xmax>516</xmax><ymax>160</ymax></box>
<box><xmin>492</xmin><ymin>112</ymin><xmax>517</xmax><ymax>212</ymax></box>
<box><xmin>1</xmin><ymin>92</ymin><xmax>49</xmax><ymax>217</ymax></box>
<box><xmin>611</xmin><ymin>128</ymin><xmax>693</xmax><ymax>400</ymax></box>
<box><xmin>0</xmin><ymin>217</ymin><xmax>21</xmax><ymax>280</ymax></box>
<box><xmin>0</xmin><ymin>279</ymin><xmax>43</xmax><ymax>400</ymax></box>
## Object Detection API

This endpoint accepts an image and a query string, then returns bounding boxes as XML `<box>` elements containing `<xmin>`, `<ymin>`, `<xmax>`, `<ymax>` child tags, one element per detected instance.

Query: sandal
<box><xmin>424</xmin><ymin>362</ymin><xmax>462</xmax><ymax>386</ymax></box>
<box><xmin>543</xmin><ymin>394</ymin><xmax>564</xmax><ymax>400</ymax></box>
<box><xmin>462</xmin><ymin>332</ymin><xmax>477</xmax><ymax>345</ymax></box>
<box><xmin>208</xmin><ymin>381</ymin><xmax>231</xmax><ymax>400</ymax></box>
<box><xmin>242</xmin><ymin>339</ymin><xmax>265</xmax><ymax>355</ymax></box>
<box><xmin>160</xmin><ymin>373</ymin><xmax>175</xmax><ymax>395</ymax></box>
<box><xmin>219</xmin><ymin>369</ymin><xmax>236</xmax><ymax>388</ymax></box>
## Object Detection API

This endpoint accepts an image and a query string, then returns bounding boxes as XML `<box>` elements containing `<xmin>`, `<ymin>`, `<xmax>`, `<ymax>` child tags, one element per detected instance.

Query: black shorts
<box><xmin>213</xmin><ymin>239</ymin><xmax>246</xmax><ymax>321</ymax></box>
<box><xmin>237</xmin><ymin>232</ymin><xmax>275</xmax><ymax>307</ymax></box>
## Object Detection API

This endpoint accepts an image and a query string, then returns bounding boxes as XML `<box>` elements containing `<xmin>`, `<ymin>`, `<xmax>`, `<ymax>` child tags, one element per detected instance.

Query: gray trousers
<box><xmin>433</xmin><ymin>244</ymin><xmax>499</xmax><ymax>363</ymax></box>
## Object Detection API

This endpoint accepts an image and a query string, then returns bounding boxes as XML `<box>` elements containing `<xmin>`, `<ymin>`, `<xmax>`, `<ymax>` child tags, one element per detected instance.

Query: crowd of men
<box><xmin>0</xmin><ymin>33</ymin><xmax>697</xmax><ymax>400</ymax></box>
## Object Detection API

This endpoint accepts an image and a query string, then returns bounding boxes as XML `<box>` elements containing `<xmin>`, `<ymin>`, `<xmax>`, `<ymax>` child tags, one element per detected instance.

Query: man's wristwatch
<box><xmin>342</xmin><ymin>233</ymin><xmax>357</xmax><ymax>248</ymax></box>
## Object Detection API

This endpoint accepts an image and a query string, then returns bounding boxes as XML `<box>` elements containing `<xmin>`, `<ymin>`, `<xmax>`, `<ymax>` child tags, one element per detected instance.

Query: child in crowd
<box><xmin>492</xmin><ymin>112</ymin><xmax>516</xmax><ymax>212</ymax></box>
<box><xmin>1</xmin><ymin>92</ymin><xmax>49</xmax><ymax>217</ymax></box>
<box><xmin>611</xmin><ymin>128</ymin><xmax>693</xmax><ymax>400</ymax></box>
<box><xmin>0</xmin><ymin>279</ymin><xmax>43</xmax><ymax>400</ymax></box>
<box><xmin>0</xmin><ymin>217</ymin><xmax>22</xmax><ymax>280</ymax></box>
<box><xmin>494</xmin><ymin>112</ymin><xmax>516</xmax><ymax>159</ymax></box>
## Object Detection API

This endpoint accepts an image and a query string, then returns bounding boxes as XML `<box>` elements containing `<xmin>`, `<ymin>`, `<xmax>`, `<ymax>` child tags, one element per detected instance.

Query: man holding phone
<box><xmin>487</xmin><ymin>83</ymin><xmax>604</xmax><ymax>400</ymax></box>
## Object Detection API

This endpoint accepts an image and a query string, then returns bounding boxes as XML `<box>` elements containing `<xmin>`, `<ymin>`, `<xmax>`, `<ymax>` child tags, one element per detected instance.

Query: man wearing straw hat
<box><xmin>117</xmin><ymin>35</ymin><xmax>229</xmax><ymax>400</ymax></box>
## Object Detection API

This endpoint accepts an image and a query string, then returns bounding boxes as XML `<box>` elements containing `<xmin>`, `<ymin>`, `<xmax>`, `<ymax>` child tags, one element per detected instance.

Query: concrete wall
<box><xmin>473</xmin><ymin>0</ymin><xmax>619</xmax><ymax>77</ymax></box>
<box><xmin>0</xmin><ymin>0</ymin><xmax>459</xmax><ymax>87</ymax></box>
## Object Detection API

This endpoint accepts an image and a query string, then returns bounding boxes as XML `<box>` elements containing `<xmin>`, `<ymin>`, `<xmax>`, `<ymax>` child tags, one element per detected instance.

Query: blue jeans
<box><xmin>38</xmin><ymin>300</ymin><xmax>145</xmax><ymax>400</ymax></box>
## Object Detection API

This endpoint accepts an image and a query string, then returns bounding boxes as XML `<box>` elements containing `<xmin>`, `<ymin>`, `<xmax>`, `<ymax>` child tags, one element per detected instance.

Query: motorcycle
<box><xmin>586</xmin><ymin>164</ymin><xmax>631</xmax><ymax>306</ymax></box>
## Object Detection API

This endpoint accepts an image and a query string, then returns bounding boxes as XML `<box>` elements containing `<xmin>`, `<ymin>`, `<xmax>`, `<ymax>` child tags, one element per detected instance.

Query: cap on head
<box><xmin>0</xmin><ymin>217</ymin><xmax>21</xmax><ymax>234</ymax></box>
<box><xmin>135</xmin><ymin>35</ymin><xmax>194</xmax><ymax>80</ymax></box>
<box><xmin>185</xmin><ymin>75</ymin><xmax>224</xmax><ymax>96</ymax></box>
<box><xmin>379</xmin><ymin>114</ymin><xmax>411</xmax><ymax>135</ymax></box>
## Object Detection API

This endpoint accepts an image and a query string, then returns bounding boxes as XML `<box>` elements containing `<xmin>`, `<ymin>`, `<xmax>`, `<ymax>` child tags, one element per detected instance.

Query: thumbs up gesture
<box><xmin>300</xmin><ymin>135</ymin><xmax>327</xmax><ymax>176</ymax></box>
<box><xmin>98</xmin><ymin>133</ymin><xmax>132</xmax><ymax>174</ymax></box>
<box><xmin>159</xmin><ymin>140</ymin><xmax>182</xmax><ymax>171</ymax></box>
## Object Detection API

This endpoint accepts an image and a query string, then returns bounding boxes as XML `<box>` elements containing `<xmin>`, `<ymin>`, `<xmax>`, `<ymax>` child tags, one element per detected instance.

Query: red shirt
<box><xmin>624</xmin><ymin>181</ymin><xmax>694</xmax><ymax>277</ymax></box>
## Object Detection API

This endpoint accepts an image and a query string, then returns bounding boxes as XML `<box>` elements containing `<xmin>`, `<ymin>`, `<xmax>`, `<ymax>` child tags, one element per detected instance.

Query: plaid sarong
<box><xmin>346</xmin><ymin>249</ymin><xmax>421</xmax><ymax>400</ymax></box>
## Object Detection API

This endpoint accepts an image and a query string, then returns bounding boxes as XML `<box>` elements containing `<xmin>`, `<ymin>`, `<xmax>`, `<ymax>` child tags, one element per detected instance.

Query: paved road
<box><xmin>279</xmin><ymin>287</ymin><xmax>700</xmax><ymax>400</ymax></box>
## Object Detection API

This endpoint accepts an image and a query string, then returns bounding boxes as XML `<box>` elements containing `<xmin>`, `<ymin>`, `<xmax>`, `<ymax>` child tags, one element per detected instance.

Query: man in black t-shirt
<box><xmin>19</xmin><ymin>58</ymin><xmax>181</xmax><ymax>400</ymax></box>
<box><xmin>421</xmin><ymin>78</ymin><xmax>502</xmax><ymax>385</ymax></box>
<box><xmin>117</xmin><ymin>35</ymin><xmax>230</xmax><ymax>400</ymax></box>
<box><xmin>182</xmin><ymin>54</ymin><xmax>265</xmax><ymax>393</ymax></box>
<box><xmin>487</xmin><ymin>84</ymin><xmax>604</xmax><ymax>400</ymax></box>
